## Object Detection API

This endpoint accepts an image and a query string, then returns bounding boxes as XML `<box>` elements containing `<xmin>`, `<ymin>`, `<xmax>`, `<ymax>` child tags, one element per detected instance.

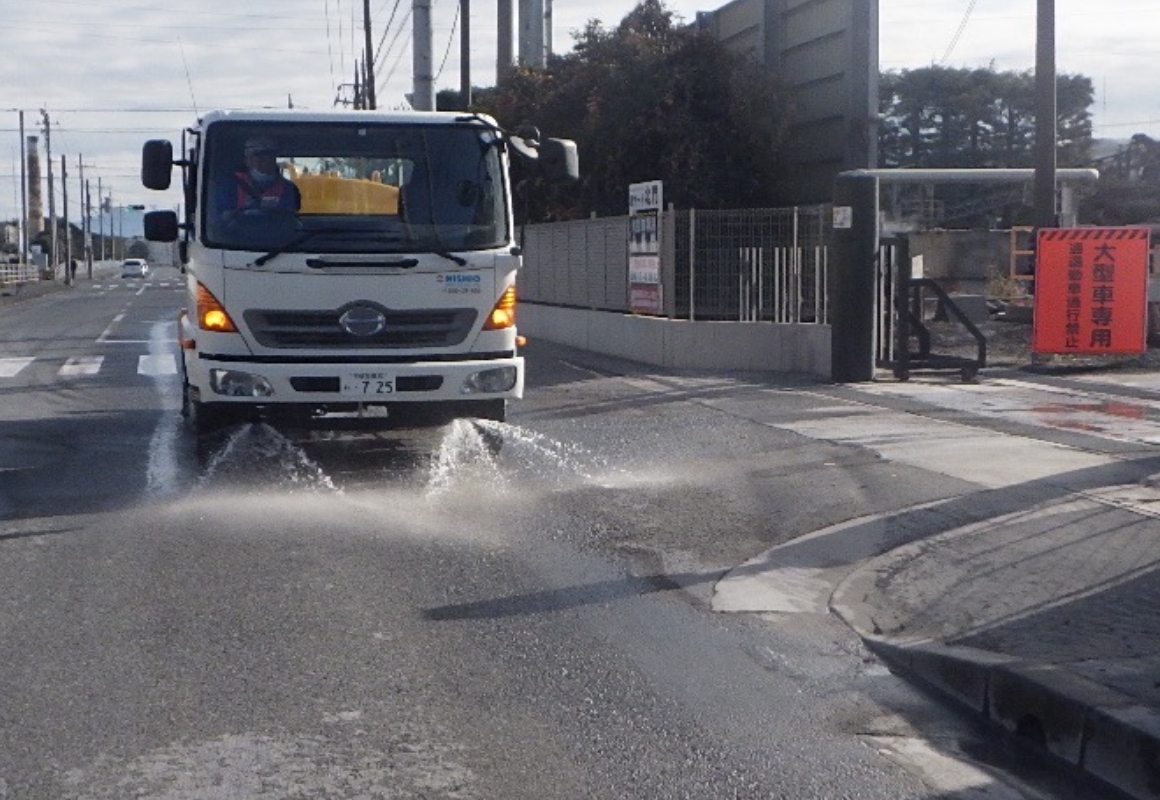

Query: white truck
<box><xmin>141</xmin><ymin>109</ymin><xmax>577</xmax><ymax>440</ymax></box>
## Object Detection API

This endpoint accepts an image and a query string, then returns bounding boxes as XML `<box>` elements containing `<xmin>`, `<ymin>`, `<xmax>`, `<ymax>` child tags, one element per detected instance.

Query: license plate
<box><xmin>340</xmin><ymin>371</ymin><xmax>396</xmax><ymax>395</ymax></box>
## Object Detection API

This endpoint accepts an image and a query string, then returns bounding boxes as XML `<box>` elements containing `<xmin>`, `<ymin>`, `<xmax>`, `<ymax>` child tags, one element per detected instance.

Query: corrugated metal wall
<box><xmin>521</xmin><ymin>217</ymin><xmax>629</xmax><ymax>311</ymax></box>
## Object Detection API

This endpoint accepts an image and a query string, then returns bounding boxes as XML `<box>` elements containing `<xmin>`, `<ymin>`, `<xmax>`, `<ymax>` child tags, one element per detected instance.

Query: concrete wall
<box><xmin>520</xmin><ymin>302</ymin><xmax>831</xmax><ymax>377</ymax></box>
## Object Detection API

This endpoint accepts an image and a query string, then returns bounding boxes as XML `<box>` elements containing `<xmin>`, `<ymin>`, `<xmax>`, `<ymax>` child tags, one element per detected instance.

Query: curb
<box><xmin>826</xmin><ymin>486</ymin><xmax>1160</xmax><ymax>797</ymax></box>
<box><xmin>837</xmin><ymin>626</ymin><xmax>1160</xmax><ymax>798</ymax></box>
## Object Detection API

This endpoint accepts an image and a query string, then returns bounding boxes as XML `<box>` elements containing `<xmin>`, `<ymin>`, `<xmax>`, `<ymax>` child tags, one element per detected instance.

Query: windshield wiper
<box><xmin>254</xmin><ymin>228</ymin><xmax>348</xmax><ymax>266</ymax></box>
<box><xmin>306</xmin><ymin>256</ymin><xmax>419</xmax><ymax>269</ymax></box>
<box><xmin>431</xmin><ymin>250</ymin><xmax>468</xmax><ymax>266</ymax></box>
<box><xmin>254</xmin><ymin>229</ymin><xmax>418</xmax><ymax>266</ymax></box>
<box><xmin>256</xmin><ymin>228</ymin><xmax>468</xmax><ymax>268</ymax></box>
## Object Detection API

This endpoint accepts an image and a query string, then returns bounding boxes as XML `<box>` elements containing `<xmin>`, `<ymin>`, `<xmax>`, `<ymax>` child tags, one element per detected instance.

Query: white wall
<box><xmin>520</xmin><ymin>302</ymin><xmax>832</xmax><ymax>377</ymax></box>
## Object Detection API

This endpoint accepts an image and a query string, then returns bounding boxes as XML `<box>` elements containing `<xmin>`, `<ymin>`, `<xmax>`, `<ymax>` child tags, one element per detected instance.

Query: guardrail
<box><xmin>0</xmin><ymin>264</ymin><xmax>41</xmax><ymax>286</ymax></box>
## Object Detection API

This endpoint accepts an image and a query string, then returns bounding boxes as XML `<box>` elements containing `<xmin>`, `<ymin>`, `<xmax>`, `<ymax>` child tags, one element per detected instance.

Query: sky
<box><xmin>3</xmin><ymin>0</ymin><xmax>1160</xmax><ymax>229</ymax></box>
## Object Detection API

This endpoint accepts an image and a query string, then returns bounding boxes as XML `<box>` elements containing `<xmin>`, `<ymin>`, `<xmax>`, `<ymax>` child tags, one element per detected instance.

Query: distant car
<box><xmin>120</xmin><ymin>258</ymin><xmax>150</xmax><ymax>279</ymax></box>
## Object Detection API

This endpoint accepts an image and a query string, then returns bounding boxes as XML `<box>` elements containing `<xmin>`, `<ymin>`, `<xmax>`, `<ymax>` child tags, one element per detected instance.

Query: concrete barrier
<box><xmin>520</xmin><ymin>302</ymin><xmax>831</xmax><ymax>377</ymax></box>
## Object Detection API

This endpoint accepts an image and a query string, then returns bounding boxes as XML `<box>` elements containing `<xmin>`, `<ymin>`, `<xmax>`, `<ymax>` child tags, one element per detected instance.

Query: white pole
<box><xmin>412</xmin><ymin>0</ymin><xmax>434</xmax><ymax>110</ymax></box>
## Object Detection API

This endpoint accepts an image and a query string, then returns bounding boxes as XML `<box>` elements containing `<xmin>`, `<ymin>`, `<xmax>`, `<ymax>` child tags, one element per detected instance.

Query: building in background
<box><xmin>694</xmin><ymin>0</ymin><xmax>878</xmax><ymax>203</ymax></box>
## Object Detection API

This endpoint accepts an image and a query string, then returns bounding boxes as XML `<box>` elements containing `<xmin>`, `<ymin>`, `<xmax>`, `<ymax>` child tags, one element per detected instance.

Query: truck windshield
<box><xmin>202</xmin><ymin>121</ymin><xmax>508</xmax><ymax>255</ymax></box>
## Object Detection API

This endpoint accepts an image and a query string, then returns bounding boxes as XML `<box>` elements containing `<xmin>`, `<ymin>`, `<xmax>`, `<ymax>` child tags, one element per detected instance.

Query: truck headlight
<box><xmin>209</xmin><ymin>369</ymin><xmax>275</xmax><ymax>397</ymax></box>
<box><xmin>461</xmin><ymin>366</ymin><xmax>518</xmax><ymax>394</ymax></box>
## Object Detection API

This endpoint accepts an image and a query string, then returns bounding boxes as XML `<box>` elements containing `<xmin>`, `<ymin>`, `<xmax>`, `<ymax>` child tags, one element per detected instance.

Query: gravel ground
<box><xmin>922</xmin><ymin>310</ymin><xmax>1160</xmax><ymax>375</ymax></box>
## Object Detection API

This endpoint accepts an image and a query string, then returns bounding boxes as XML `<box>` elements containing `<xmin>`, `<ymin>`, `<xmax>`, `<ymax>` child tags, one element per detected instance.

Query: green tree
<box><xmin>1077</xmin><ymin>134</ymin><xmax>1160</xmax><ymax>224</ymax></box>
<box><xmin>878</xmin><ymin>65</ymin><xmax>1093</xmax><ymax>169</ymax></box>
<box><xmin>471</xmin><ymin>0</ymin><xmax>795</xmax><ymax>220</ymax></box>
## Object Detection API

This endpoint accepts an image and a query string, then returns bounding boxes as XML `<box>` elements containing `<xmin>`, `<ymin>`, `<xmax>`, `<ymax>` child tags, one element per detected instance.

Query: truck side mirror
<box><xmin>144</xmin><ymin>210</ymin><xmax>179</xmax><ymax>242</ymax></box>
<box><xmin>539</xmin><ymin>138</ymin><xmax>579</xmax><ymax>184</ymax></box>
<box><xmin>142</xmin><ymin>140</ymin><xmax>174</xmax><ymax>190</ymax></box>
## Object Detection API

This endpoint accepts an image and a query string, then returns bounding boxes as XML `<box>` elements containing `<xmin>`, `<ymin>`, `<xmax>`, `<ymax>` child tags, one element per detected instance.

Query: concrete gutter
<box><xmin>842</xmin><ymin>636</ymin><xmax>1160</xmax><ymax>800</ymax></box>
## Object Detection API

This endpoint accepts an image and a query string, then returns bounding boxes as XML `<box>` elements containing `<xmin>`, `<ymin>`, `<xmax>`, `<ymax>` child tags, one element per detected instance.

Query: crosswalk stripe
<box><xmin>58</xmin><ymin>356</ymin><xmax>104</xmax><ymax>377</ymax></box>
<box><xmin>0</xmin><ymin>357</ymin><xmax>35</xmax><ymax>377</ymax></box>
<box><xmin>0</xmin><ymin>354</ymin><xmax>182</xmax><ymax>379</ymax></box>
<box><xmin>138</xmin><ymin>354</ymin><xmax>178</xmax><ymax>376</ymax></box>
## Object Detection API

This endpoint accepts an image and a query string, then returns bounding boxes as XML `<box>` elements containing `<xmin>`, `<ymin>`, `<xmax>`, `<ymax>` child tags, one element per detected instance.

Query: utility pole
<box><xmin>85</xmin><ymin>179</ymin><xmax>93</xmax><ymax>278</ymax></box>
<box><xmin>413</xmin><ymin>0</ymin><xmax>434</xmax><ymax>110</ymax></box>
<box><xmin>61</xmin><ymin>155</ymin><xmax>70</xmax><ymax>285</ymax></box>
<box><xmin>1033</xmin><ymin>0</ymin><xmax>1057</xmax><ymax>230</ymax></box>
<box><xmin>41</xmin><ymin>110</ymin><xmax>57</xmax><ymax>278</ymax></box>
<box><xmin>460</xmin><ymin>0</ymin><xmax>472</xmax><ymax>108</ymax></box>
<box><xmin>79</xmin><ymin>155</ymin><xmax>92</xmax><ymax>278</ymax></box>
<box><xmin>97</xmin><ymin>178</ymin><xmax>104</xmax><ymax>262</ymax></box>
<box><xmin>363</xmin><ymin>0</ymin><xmax>377</xmax><ymax>110</ymax></box>
<box><xmin>497</xmin><ymin>0</ymin><xmax>513</xmax><ymax>86</ymax></box>
<box><xmin>18</xmin><ymin>111</ymin><xmax>27</xmax><ymax>264</ymax></box>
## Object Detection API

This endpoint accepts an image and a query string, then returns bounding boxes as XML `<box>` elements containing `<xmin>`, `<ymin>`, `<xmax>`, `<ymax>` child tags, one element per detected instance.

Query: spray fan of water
<box><xmin>187</xmin><ymin>419</ymin><xmax>618</xmax><ymax>498</ymax></box>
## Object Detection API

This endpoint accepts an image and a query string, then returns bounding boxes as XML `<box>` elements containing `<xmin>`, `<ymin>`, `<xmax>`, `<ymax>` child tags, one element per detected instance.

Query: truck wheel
<box><xmin>191</xmin><ymin>401</ymin><xmax>237</xmax><ymax>437</ymax></box>
<box><xmin>472</xmin><ymin>399</ymin><xmax>507</xmax><ymax>423</ymax></box>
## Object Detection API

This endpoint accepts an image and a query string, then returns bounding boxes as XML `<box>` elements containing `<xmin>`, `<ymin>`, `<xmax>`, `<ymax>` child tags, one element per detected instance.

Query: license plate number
<box><xmin>340</xmin><ymin>371</ymin><xmax>395</xmax><ymax>395</ymax></box>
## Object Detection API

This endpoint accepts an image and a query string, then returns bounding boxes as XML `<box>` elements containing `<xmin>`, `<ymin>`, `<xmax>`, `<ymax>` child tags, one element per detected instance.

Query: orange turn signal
<box><xmin>483</xmin><ymin>284</ymin><xmax>517</xmax><ymax>330</ymax></box>
<box><xmin>196</xmin><ymin>283</ymin><xmax>238</xmax><ymax>332</ymax></box>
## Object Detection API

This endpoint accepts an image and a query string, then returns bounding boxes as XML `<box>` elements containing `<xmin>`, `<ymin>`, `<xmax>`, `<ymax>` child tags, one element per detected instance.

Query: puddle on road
<box><xmin>1028</xmin><ymin>399</ymin><xmax>1154</xmax><ymax>435</ymax></box>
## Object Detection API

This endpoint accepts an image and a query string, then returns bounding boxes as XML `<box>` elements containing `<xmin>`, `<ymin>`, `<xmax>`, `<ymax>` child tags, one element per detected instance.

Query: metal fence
<box><xmin>521</xmin><ymin>206</ymin><xmax>831</xmax><ymax>324</ymax></box>
<box><xmin>0</xmin><ymin>264</ymin><xmax>41</xmax><ymax>286</ymax></box>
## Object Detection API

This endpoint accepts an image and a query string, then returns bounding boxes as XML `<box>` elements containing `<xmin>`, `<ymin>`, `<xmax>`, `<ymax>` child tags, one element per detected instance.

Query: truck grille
<box><xmin>244</xmin><ymin>308</ymin><xmax>478</xmax><ymax>349</ymax></box>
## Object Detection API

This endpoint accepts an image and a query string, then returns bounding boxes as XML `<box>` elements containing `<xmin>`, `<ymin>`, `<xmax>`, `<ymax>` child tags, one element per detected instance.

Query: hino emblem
<box><xmin>339</xmin><ymin>305</ymin><xmax>387</xmax><ymax>337</ymax></box>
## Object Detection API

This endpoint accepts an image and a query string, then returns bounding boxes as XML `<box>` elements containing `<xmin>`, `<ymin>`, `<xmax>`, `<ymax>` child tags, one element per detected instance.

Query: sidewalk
<box><xmin>714</xmin><ymin>368</ymin><xmax>1160</xmax><ymax>799</ymax></box>
<box><xmin>0</xmin><ymin>261</ymin><xmax>120</xmax><ymax>306</ymax></box>
<box><xmin>832</xmin><ymin>484</ymin><xmax>1160</xmax><ymax>800</ymax></box>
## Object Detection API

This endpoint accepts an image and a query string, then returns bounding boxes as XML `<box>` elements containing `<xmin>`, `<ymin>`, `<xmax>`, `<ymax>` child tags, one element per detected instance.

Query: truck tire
<box><xmin>191</xmin><ymin>401</ymin><xmax>240</xmax><ymax>438</ymax></box>
<box><xmin>470</xmin><ymin>399</ymin><xmax>506</xmax><ymax>423</ymax></box>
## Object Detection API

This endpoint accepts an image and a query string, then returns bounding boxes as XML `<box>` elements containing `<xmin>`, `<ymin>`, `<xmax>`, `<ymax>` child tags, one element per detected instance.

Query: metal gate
<box><xmin>875</xmin><ymin>236</ymin><xmax>987</xmax><ymax>382</ymax></box>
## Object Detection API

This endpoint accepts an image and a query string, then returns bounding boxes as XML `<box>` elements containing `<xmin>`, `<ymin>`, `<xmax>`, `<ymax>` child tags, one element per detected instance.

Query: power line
<box><xmin>373</xmin><ymin>0</ymin><xmax>405</xmax><ymax>73</ymax></box>
<box><xmin>940</xmin><ymin>0</ymin><xmax>980</xmax><ymax>64</ymax></box>
<box><xmin>380</xmin><ymin>10</ymin><xmax>415</xmax><ymax>99</ymax></box>
<box><xmin>326</xmin><ymin>0</ymin><xmax>338</xmax><ymax>98</ymax></box>
<box><xmin>435</xmin><ymin>2</ymin><xmax>461</xmax><ymax>83</ymax></box>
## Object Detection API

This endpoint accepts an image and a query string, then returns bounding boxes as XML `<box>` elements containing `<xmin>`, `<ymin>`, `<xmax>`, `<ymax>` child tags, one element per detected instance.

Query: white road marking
<box><xmin>138</xmin><ymin>354</ymin><xmax>177</xmax><ymax>376</ymax></box>
<box><xmin>0</xmin><ymin>357</ymin><xmax>35</xmax><ymax>377</ymax></box>
<box><xmin>96</xmin><ymin>312</ymin><xmax>126</xmax><ymax>343</ymax></box>
<box><xmin>58</xmin><ymin>356</ymin><xmax>104</xmax><ymax>377</ymax></box>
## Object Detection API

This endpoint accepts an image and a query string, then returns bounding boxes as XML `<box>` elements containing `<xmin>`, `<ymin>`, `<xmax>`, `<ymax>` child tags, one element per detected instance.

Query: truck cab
<box><xmin>141</xmin><ymin>109</ymin><xmax>577</xmax><ymax>441</ymax></box>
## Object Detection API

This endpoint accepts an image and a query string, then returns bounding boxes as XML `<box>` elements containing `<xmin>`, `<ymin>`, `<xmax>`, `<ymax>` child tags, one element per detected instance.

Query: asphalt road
<box><xmin>0</xmin><ymin>274</ymin><xmax>1106</xmax><ymax>798</ymax></box>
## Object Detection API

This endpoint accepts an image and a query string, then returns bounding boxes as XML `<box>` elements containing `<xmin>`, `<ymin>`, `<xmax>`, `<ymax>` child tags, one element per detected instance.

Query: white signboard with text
<box><xmin>628</xmin><ymin>180</ymin><xmax>663</xmax><ymax>314</ymax></box>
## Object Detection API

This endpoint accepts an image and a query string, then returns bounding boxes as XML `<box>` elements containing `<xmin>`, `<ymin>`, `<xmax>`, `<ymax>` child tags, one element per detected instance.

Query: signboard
<box><xmin>1032</xmin><ymin>227</ymin><xmax>1150</xmax><ymax>355</ymax></box>
<box><xmin>628</xmin><ymin>180</ymin><xmax>663</xmax><ymax>314</ymax></box>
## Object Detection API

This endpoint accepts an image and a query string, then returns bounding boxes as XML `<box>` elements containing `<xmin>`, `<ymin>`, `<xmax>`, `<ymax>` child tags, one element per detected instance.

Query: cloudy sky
<box><xmin>2</xmin><ymin>0</ymin><xmax>1159</xmax><ymax>226</ymax></box>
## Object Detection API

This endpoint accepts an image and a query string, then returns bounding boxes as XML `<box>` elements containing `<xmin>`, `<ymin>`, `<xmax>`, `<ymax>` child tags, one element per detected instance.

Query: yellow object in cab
<box><xmin>284</xmin><ymin>165</ymin><xmax>399</xmax><ymax>215</ymax></box>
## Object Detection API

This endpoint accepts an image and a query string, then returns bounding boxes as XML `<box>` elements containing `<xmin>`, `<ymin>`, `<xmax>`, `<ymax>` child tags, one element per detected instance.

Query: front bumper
<box><xmin>186</xmin><ymin>352</ymin><xmax>524</xmax><ymax>407</ymax></box>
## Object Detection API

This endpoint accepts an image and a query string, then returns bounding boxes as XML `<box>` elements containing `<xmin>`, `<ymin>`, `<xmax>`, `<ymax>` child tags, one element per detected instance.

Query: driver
<box><xmin>219</xmin><ymin>136</ymin><xmax>301</xmax><ymax>221</ymax></box>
